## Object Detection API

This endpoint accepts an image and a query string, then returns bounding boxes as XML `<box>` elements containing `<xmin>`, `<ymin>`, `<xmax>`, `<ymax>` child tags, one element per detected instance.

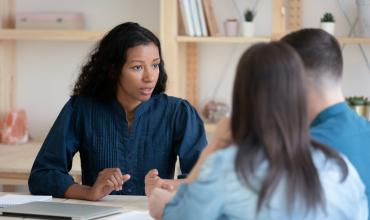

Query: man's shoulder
<box><xmin>311</xmin><ymin>112</ymin><xmax>370</xmax><ymax>150</ymax></box>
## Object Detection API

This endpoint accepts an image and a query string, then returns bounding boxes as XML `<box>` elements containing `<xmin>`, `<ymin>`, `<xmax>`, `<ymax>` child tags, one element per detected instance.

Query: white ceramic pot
<box><xmin>224</xmin><ymin>20</ymin><xmax>239</xmax><ymax>36</ymax></box>
<box><xmin>357</xmin><ymin>0</ymin><xmax>370</xmax><ymax>37</ymax></box>
<box><xmin>242</xmin><ymin>21</ymin><xmax>254</xmax><ymax>37</ymax></box>
<box><xmin>320</xmin><ymin>22</ymin><xmax>335</xmax><ymax>35</ymax></box>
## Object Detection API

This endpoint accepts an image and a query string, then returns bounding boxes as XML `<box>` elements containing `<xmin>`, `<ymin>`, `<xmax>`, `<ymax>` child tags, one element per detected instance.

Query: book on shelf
<box><xmin>196</xmin><ymin>0</ymin><xmax>208</xmax><ymax>36</ymax></box>
<box><xmin>179</xmin><ymin>0</ymin><xmax>214</xmax><ymax>37</ymax></box>
<box><xmin>178</xmin><ymin>2</ymin><xmax>186</xmax><ymax>35</ymax></box>
<box><xmin>202</xmin><ymin>0</ymin><xmax>219</xmax><ymax>36</ymax></box>
<box><xmin>179</xmin><ymin>0</ymin><xmax>195</xmax><ymax>36</ymax></box>
<box><xmin>189</xmin><ymin>0</ymin><xmax>202</xmax><ymax>36</ymax></box>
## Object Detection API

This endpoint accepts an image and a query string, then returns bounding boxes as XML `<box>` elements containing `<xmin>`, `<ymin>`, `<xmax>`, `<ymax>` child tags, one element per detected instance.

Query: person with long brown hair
<box><xmin>148</xmin><ymin>42</ymin><xmax>367</xmax><ymax>220</ymax></box>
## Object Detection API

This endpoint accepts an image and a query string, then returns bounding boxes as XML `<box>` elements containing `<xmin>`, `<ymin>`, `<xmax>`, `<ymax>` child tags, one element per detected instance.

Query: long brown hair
<box><xmin>232</xmin><ymin>42</ymin><xmax>348</xmax><ymax>214</ymax></box>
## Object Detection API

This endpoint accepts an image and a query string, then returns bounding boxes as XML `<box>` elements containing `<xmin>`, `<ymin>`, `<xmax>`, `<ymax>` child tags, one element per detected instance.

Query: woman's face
<box><xmin>118</xmin><ymin>43</ymin><xmax>160</xmax><ymax>103</ymax></box>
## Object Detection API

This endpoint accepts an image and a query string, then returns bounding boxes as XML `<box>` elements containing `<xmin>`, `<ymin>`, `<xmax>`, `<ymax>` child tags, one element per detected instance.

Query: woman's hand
<box><xmin>145</xmin><ymin>169</ymin><xmax>183</xmax><ymax>197</ymax></box>
<box><xmin>87</xmin><ymin>168</ymin><xmax>130</xmax><ymax>201</ymax></box>
<box><xmin>148</xmin><ymin>187</ymin><xmax>176</xmax><ymax>220</ymax></box>
<box><xmin>145</xmin><ymin>169</ymin><xmax>161</xmax><ymax>196</ymax></box>
<box><xmin>208</xmin><ymin>117</ymin><xmax>232</xmax><ymax>152</ymax></box>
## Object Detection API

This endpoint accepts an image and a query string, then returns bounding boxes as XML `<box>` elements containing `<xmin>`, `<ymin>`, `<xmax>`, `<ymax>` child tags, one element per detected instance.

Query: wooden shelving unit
<box><xmin>171</xmin><ymin>0</ymin><xmax>370</xmax><ymax>117</ymax></box>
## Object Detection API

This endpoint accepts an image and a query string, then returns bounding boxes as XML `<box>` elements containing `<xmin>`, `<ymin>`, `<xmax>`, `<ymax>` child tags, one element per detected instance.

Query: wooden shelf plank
<box><xmin>177</xmin><ymin>36</ymin><xmax>271</xmax><ymax>43</ymax></box>
<box><xmin>2</xmin><ymin>30</ymin><xmax>369</xmax><ymax>45</ymax></box>
<box><xmin>0</xmin><ymin>140</ymin><xmax>81</xmax><ymax>177</ymax></box>
<box><xmin>0</xmin><ymin>29</ymin><xmax>105</xmax><ymax>41</ymax></box>
<box><xmin>337</xmin><ymin>37</ymin><xmax>370</xmax><ymax>44</ymax></box>
<box><xmin>177</xmin><ymin>35</ymin><xmax>370</xmax><ymax>45</ymax></box>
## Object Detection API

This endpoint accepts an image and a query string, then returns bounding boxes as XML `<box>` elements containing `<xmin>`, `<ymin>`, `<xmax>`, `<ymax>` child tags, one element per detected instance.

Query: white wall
<box><xmin>16</xmin><ymin>0</ymin><xmax>370</xmax><ymax>140</ymax></box>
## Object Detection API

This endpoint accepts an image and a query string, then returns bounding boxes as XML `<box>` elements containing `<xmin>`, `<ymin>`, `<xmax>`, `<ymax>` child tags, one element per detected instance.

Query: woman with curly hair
<box><xmin>28</xmin><ymin>22</ymin><xmax>207</xmax><ymax>200</ymax></box>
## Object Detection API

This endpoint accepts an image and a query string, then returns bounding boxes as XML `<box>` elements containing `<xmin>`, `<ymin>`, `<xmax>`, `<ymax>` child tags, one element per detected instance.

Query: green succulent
<box><xmin>321</xmin><ymin>12</ymin><xmax>335</xmax><ymax>22</ymax></box>
<box><xmin>346</xmin><ymin>96</ymin><xmax>370</xmax><ymax>106</ymax></box>
<box><xmin>244</xmin><ymin>9</ymin><xmax>254</xmax><ymax>22</ymax></box>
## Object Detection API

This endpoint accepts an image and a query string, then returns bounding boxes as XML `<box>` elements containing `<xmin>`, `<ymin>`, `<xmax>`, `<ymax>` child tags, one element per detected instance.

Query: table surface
<box><xmin>0</xmin><ymin>193</ymin><xmax>150</xmax><ymax>219</ymax></box>
<box><xmin>0</xmin><ymin>141</ymin><xmax>81</xmax><ymax>186</ymax></box>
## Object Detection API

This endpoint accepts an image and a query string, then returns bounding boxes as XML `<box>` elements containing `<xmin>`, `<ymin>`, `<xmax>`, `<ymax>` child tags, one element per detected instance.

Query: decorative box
<box><xmin>16</xmin><ymin>12</ymin><xmax>84</xmax><ymax>29</ymax></box>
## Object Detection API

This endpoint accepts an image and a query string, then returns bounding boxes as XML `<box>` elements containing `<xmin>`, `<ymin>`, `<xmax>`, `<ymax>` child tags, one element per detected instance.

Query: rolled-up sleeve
<box><xmin>28</xmin><ymin>97</ymin><xmax>80</xmax><ymax>198</ymax></box>
<box><xmin>163</xmin><ymin>152</ymin><xmax>223</xmax><ymax>220</ymax></box>
<box><xmin>173</xmin><ymin>100</ymin><xmax>207</xmax><ymax>177</ymax></box>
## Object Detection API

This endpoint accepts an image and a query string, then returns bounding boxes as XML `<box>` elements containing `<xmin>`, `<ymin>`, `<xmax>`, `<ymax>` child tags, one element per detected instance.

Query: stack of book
<box><xmin>179</xmin><ymin>0</ymin><xmax>219</xmax><ymax>37</ymax></box>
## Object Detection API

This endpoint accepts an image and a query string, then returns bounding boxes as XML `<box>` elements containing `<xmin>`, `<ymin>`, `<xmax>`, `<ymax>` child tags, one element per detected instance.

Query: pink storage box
<box><xmin>16</xmin><ymin>12</ymin><xmax>84</xmax><ymax>29</ymax></box>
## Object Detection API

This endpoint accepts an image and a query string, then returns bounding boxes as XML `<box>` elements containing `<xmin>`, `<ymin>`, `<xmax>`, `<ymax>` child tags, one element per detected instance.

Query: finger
<box><xmin>122</xmin><ymin>174</ymin><xmax>131</xmax><ymax>183</ymax></box>
<box><xmin>112</xmin><ymin>171</ymin><xmax>124</xmax><ymax>190</ymax></box>
<box><xmin>108</xmin><ymin>174</ymin><xmax>121</xmax><ymax>191</ymax></box>
<box><xmin>160</xmin><ymin>180</ymin><xmax>175</xmax><ymax>191</ymax></box>
<box><xmin>147</xmin><ymin>169</ymin><xmax>159</xmax><ymax>178</ymax></box>
<box><xmin>113</xmin><ymin>168</ymin><xmax>123</xmax><ymax>176</ymax></box>
<box><xmin>103</xmin><ymin>179</ymin><xmax>115</xmax><ymax>194</ymax></box>
<box><xmin>161</xmin><ymin>183</ymin><xmax>174</xmax><ymax>191</ymax></box>
<box><xmin>146</xmin><ymin>176</ymin><xmax>160</xmax><ymax>185</ymax></box>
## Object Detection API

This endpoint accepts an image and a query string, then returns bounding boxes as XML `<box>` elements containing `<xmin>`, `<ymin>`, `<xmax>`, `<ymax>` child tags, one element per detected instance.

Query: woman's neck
<box><xmin>116</xmin><ymin>93</ymin><xmax>141</xmax><ymax>128</ymax></box>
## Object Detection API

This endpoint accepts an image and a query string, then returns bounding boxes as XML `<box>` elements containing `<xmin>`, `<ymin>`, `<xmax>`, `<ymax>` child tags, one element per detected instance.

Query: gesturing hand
<box><xmin>148</xmin><ymin>188</ymin><xmax>176</xmax><ymax>220</ymax></box>
<box><xmin>145</xmin><ymin>169</ymin><xmax>162</xmax><ymax>196</ymax></box>
<box><xmin>209</xmin><ymin>117</ymin><xmax>232</xmax><ymax>151</ymax></box>
<box><xmin>88</xmin><ymin>168</ymin><xmax>130</xmax><ymax>201</ymax></box>
<box><xmin>145</xmin><ymin>169</ymin><xmax>180</xmax><ymax>197</ymax></box>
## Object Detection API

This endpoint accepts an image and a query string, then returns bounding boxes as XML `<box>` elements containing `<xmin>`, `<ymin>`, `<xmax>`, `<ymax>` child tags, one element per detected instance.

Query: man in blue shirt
<box><xmin>282</xmin><ymin>28</ymin><xmax>370</xmax><ymax>218</ymax></box>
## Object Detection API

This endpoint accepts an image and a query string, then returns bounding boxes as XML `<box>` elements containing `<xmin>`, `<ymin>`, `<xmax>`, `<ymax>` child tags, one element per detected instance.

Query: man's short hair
<box><xmin>281</xmin><ymin>28</ymin><xmax>343</xmax><ymax>82</ymax></box>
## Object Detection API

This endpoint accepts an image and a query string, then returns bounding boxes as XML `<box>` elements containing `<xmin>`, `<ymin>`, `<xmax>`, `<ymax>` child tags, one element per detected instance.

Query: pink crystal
<box><xmin>0</xmin><ymin>109</ymin><xmax>29</xmax><ymax>144</ymax></box>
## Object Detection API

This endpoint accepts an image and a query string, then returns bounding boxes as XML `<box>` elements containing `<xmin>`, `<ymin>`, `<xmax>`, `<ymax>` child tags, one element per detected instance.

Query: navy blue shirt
<box><xmin>28</xmin><ymin>93</ymin><xmax>207</xmax><ymax>197</ymax></box>
<box><xmin>310</xmin><ymin>102</ymin><xmax>370</xmax><ymax>218</ymax></box>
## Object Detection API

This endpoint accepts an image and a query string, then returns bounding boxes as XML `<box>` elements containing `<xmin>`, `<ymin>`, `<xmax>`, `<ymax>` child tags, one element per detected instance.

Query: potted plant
<box><xmin>242</xmin><ymin>9</ymin><xmax>255</xmax><ymax>36</ymax></box>
<box><xmin>346</xmin><ymin>96</ymin><xmax>370</xmax><ymax>118</ymax></box>
<box><xmin>320</xmin><ymin>12</ymin><xmax>335</xmax><ymax>35</ymax></box>
<box><xmin>224</xmin><ymin>18</ymin><xmax>239</xmax><ymax>36</ymax></box>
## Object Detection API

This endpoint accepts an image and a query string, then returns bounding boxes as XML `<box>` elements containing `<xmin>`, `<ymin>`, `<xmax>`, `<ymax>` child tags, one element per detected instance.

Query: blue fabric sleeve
<box><xmin>163</xmin><ymin>152</ymin><xmax>224</xmax><ymax>220</ymax></box>
<box><xmin>173</xmin><ymin>100</ymin><xmax>207</xmax><ymax>176</ymax></box>
<box><xmin>28</xmin><ymin>97</ymin><xmax>80</xmax><ymax>198</ymax></box>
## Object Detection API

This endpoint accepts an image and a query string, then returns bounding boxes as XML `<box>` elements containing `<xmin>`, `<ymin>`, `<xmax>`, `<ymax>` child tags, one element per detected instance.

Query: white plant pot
<box><xmin>242</xmin><ymin>22</ymin><xmax>254</xmax><ymax>37</ymax></box>
<box><xmin>356</xmin><ymin>0</ymin><xmax>370</xmax><ymax>37</ymax></box>
<box><xmin>320</xmin><ymin>22</ymin><xmax>335</xmax><ymax>35</ymax></box>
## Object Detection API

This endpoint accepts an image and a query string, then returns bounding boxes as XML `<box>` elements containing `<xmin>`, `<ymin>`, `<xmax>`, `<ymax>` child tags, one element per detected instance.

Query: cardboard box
<box><xmin>16</xmin><ymin>12</ymin><xmax>84</xmax><ymax>29</ymax></box>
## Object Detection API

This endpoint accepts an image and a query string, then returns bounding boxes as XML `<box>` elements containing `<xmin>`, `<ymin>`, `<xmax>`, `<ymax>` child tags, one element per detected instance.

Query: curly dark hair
<box><xmin>73</xmin><ymin>22</ymin><xmax>167</xmax><ymax>100</ymax></box>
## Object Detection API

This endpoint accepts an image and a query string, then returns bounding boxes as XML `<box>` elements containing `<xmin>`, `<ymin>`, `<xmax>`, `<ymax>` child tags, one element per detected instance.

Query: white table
<box><xmin>0</xmin><ymin>194</ymin><xmax>150</xmax><ymax>219</ymax></box>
